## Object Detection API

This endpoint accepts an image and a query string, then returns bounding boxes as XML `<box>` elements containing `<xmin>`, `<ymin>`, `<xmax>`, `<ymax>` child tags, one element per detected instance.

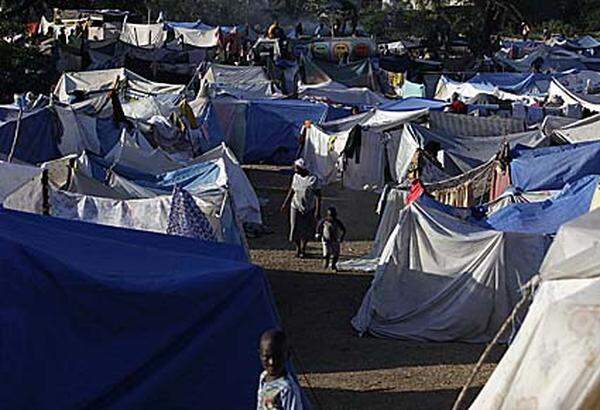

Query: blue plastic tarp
<box><xmin>243</xmin><ymin>99</ymin><xmax>328</xmax><ymax>164</ymax></box>
<box><xmin>0</xmin><ymin>208</ymin><xmax>280</xmax><ymax>409</ymax></box>
<box><xmin>84</xmin><ymin>152</ymin><xmax>222</xmax><ymax>194</ymax></box>
<box><xmin>0</xmin><ymin>108</ymin><xmax>62</xmax><ymax>164</ymax></box>
<box><xmin>483</xmin><ymin>175</ymin><xmax>599</xmax><ymax>234</ymax></box>
<box><xmin>467</xmin><ymin>72</ymin><xmax>554</xmax><ymax>94</ymax></box>
<box><xmin>381</xmin><ymin>97</ymin><xmax>448</xmax><ymax>112</ymax></box>
<box><xmin>511</xmin><ymin>140</ymin><xmax>600</xmax><ymax>191</ymax></box>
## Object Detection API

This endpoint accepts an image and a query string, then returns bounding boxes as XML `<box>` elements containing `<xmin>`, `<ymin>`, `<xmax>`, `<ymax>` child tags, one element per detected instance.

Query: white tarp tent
<box><xmin>548</xmin><ymin>77</ymin><xmax>600</xmax><ymax>113</ymax></box>
<box><xmin>0</xmin><ymin>161</ymin><xmax>42</xmax><ymax>203</ymax></box>
<box><xmin>119</xmin><ymin>22</ymin><xmax>167</xmax><ymax>48</ymax></box>
<box><xmin>172</xmin><ymin>26</ymin><xmax>220</xmax><ymax>48</ymax></box>
<box><xmin>352</xmin><ymin>199</ymin><xmax>549</xmax><ymax>342</ymax></box>
<box><xmin>553</xmin><ymin>113</ymin><xmax>600</xmax><ymax>143</ymax></box>
<box><xmin>53</xmin><ymin>68</ymin><xmax>185</xmax><ymax>103</ymax></box>
<box><xmin>302</xmin><ymin>109</ymin><xmax>428</xmax><ymax>190</ymax></box>
<box><xmin>472</xmin><ymin>209</ymin><xmax>600</xmax><ymax>409</ymax></box>
<box><xmin>199</xmin><ymin>64</ymin><xmax>283</xmax><ymax>99</ymax></box>
<box><xmin>298</xmin><ymin>81</ymin><xmax>387</xmax><ymax>107</ymax></box>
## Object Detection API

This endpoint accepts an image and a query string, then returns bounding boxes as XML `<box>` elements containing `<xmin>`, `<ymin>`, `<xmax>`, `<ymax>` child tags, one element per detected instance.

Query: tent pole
<box><xmin>42</xmin><ymin>169</ymin><xmax>50</xmax><ymax>216</ymax></box>
<box><xmin>7</xmin><ymin>108</ymin><xmax>23</xmax><ymax>163</ymax></box>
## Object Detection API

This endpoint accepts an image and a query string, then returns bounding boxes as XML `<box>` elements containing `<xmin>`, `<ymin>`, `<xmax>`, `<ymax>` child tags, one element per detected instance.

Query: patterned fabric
<box><xmin>167</xmin><ymin>185</ymin><xmax>217</xmax><ymax>241</ymax></box>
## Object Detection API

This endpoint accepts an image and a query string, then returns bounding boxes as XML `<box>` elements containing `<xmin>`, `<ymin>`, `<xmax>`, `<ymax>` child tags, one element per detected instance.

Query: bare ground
<box><xmin>245</xmin><ymin>166</ymin><xmax>505</xmax><ymax>410</ymax></box>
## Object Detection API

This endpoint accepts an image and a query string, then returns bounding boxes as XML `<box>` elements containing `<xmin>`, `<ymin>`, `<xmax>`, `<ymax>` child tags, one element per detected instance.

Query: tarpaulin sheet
<box><xmin>352</xmin><ymin>199</ymin><xmax>548</xmax><ymax>343</ymax></box>
<box><xmin>243</xmin><ymin>99</ymin><xmax>328</xmax><ymax>164</ymax></box>
<box><xmin>173</xmin><ymin>26</ymin><xmax>220</xmax><ymax>48</ymax></box>
<box><xmin>511</xmin><ymin>140</ymin><xmax>600</xmax><ymax>191</ymax></box>
<box><xmin>472</xmin><ymin>208</ymin><xmax>600</xmax><ymax>409</ymax></box>
<box><xmin>301</xmin><ymin>55</ymin><xmax>379</xmax><ymax>91</ymax></box>
<box><xmin>0</xmin><ymin>107</ymin><xmax>62</xmax><ymax>164</ymax></box>
<box><xmin>298</xmin><ymin>81</ymin><xmax>386</xmax><ymax>107</ymax></box>
<box><xmin>553</xmin><ymin>113</ymin><xmax>600</xmax><ymax>143</ymax></box>
<box><xmin>381</xmin><ymin>97</ymin><xmax>447</xmax><ymax>112</ymax></box>
<box><xmin>483</xmin><ymin>175</ymin><xmax>600</xmax><ymax>235</ymax></box>
<box><xmin>0</xmin><ymin>208</ymin><xmax>282</xmax><ymax>409</ymax></box>
<box><xmin>467</xmin><ymin>72</ymin><xmax>554</xmax><ymax>94</ymax></box>
<box><xmin>0</xmin><ymin>161</ymin><xmax>41</xmax><ymax>203</ymax></box>
<box><xmin>120</xmin><ymin>22</ymin><xmax>167</xmax><ymax>48</ymax></box>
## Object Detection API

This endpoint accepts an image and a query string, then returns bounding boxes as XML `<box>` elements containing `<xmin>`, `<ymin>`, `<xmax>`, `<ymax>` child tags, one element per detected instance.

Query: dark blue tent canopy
<box><xmin>0</xmin><ymin>208</ymin><xmax>280</xmax><ymax>409</ymax></box>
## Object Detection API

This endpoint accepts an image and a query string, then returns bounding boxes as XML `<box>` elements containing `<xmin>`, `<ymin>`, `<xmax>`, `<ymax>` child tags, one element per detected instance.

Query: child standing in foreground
<box><xmin>257</xmin><ymin>329</ymin><xmax>303</xmax><ymax>410</ymax></box>
<box><xmin>316</xmin><ymin>207</ymin><xmax>346</xmax><ymax>271</ymax></box>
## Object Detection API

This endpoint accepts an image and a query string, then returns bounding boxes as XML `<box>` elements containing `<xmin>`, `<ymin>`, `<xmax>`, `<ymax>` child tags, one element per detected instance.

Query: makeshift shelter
<box><xmin>471</xmin><ymin>209</ymin><xmax>600</xmax><ymax>409</ymax></box>
<box><xmin>199</xmin><ymin>64</ymin><xmax>283</xmax><ymax>100</ymax></box>
<box><xmin>352</xmin><ymin>197</ymin><xmax>549</xmax><ymax>343</ymax></box>
<box><xmin>435</xmin><ymin>76</ymin><xmax>528</xmax><ymax>103</ymax></box>
<box><xmin>552</xmin><ymin>113</ymin><xmax>600</xmax><ymax>143</ymax></box>
<box><xmin>302</xmin><ymin>108</ymin><xmax>428</xmax><ymax>190</ymax></box>
<box><xmin>395</xmin><ymin>123</ymin><xmax>548</xmax><ymax>183</ymax></box>
<box><xmin>0</xmin><ymin>107</ymin><xmax>62</xmax><ymax>164</ymax></box>
<box><xmin>466</xmin><ymin>72</ymin><xmax>554</xmax><ymax>95</ymax></box>
<box><xmin>0</xmin><ymin>161</ymin><xmax>42</xmax><ymax>203</ymax></box>
<box><xmin>380</xmin><ymin>98</ymin><xmax>447</xmax><ymax>112</ymax></box>
<box><xmin>510</xmin><ymin>140</ymin><xmax>600</xmax><ymax>191</ymax></box>
<box><xmin>429</xmin><ymin>111</ymin><xmax>526</xmax><ymax>137</ymax></box>
<box><xmin>548</xmin><ymin>77</ymin><xmax>600</xmax><ymax>113</ymax></box>
<box><xmin>300</xmin><ymin>54</ymin><xmax>380</xmax><ymax>91</ymax></box>
<box><xmin>0</xmin><ymin>207</ymin><xmax>288</xmax><ymax>409</ymax></box>
<box><xmin>209</xmin><ymin>98</ymin><xmax>329</xmax><ymax>164</ymax></box>
<box><xmin>298</xmin><ymin>81</ymin><xmax>387</xmax><ymax>107</ymax></box>
<box><xmin>484</xmin><ymin>175</ymin><xmax>600</xmax><ymax>235</ymax></box>
<box><xmin>494</xmin><ymin>46</ymin><xmax>590</xmax><ymax>73</ymax></box>
<box><xmin>119</xmin><ymin>21</ymin><xmax>168</xmax><ymax>48</ymax></box>
<box><xmin>53</xmin><ymin>68</ymin><xmax>185</xmax><ymax>103</ymax></box>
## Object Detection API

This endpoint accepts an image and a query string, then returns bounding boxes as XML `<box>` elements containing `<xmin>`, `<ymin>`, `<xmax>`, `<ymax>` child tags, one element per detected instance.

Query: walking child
<box><xmin>316</xmin><ymin>207</ymin><xmax>346</xmax><ymax>271</ymax></box>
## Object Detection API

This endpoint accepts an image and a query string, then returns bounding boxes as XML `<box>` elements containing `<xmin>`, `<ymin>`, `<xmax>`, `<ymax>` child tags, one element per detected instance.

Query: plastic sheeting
<box><xmin>298</xmin><ymin>81</ymin><xmax>387</xmax><ymax>107</ymax></box>
<box><xmin>302</xmin><ymin>109</ymin><xmax>428</xmax><ymax>190</ymax></box>
<box><xmin>483</xmin><ymin>175</ymin><xmax>600</xmax><ymax>235</ymax></box>
<box><xmin>201</xmin><ymin>64</ymin><xmax>282</xmax><ymax>100</ymax></box>
<box><xmin>352</xmin><ymin>199</ymin><xmax>549</xmax><ymax>343</ymax></box>
<box><xmin>380</xmin><ymin>97</ymin><xmax>447</xmax><ymax>112</ymax></box>
<box><xmin>0</xmin><ymin>207</ymin><xmax>285</xmax><ymax>409</ymax></box>
<box><xmin>173</xmin><ymin>26</ymin><xmax>220</xmax><ymax>48</ymax></box>
<box><xmin>0</xmin><ymin>161</ymin><xmax>41</xmax><ymax>203</ymax></box>
<box><xmin>120</xmin><ymin>22</ymin><xmax>167</xmax><ymax>48</ymax></box>
<box><xmin>301</xmin><ymin>55</ymin><xmax>379</xmax><ymax>91</ymax></box>
<box><xmin>54</xmin><ymin>68</ymin><xmax>185</xmax><ymax>103</ymax></box>
<box><xmin>397</xmin><ymin>123</ymin><xmax>548</xmax><ymax>180</ymax></box>
<box><xmin>467</xmin><ymin>72</ymin><xmax>554</xmax><ymax>95</ymax></box>
<box><xmin>472</xmin><ymin>209</ymin><xmax>600</xmax><ymax>409</ymax></box>
<box><xmin>511</xmin><ymin>140</ymin><xmax>600</xmax><ymax>191</ymax></box>
<box><xmin>0</xmin><ymin>107</ymin><xmax>62</xmax><ymax>164</ymax></box>
<box><xmin>548</xmin><ymin>77</ymin><xmax>600</xmax><ymax>113</ymax></box>
<box><xmin>553</xmin><ymin>114</ymin><xmax>600</xmax><ymax>143</ymax></box>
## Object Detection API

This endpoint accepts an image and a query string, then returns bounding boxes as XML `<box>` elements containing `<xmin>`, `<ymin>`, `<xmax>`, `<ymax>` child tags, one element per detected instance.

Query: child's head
<box><xmin>259</xmin><ymin>329</ymin><xmax>288</xmax><ymax>378</ymax></box>
<box><xmin>326</xmin><ymin>207</ymin><xmax>337</xmax><ymax>219</ymax></box>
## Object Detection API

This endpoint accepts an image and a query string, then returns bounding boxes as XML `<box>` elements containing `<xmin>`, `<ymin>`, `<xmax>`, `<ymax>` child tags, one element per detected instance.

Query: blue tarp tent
<box><xmin>0</xmin><ymin>208</ymin><xmax>281</xmax><ymax>409</ymax></box>
<box><xmin>511</xmin><ymin>140</ymin><xmax>600</xmax><ymax>191</ymax></box>
<box><xmin>467</xmin><ymin>72</ymin><xmax>554</xmax><ymax>94</ymax></box>
<box><xmin>244</xmin><ymin>99</ymin><xmax>328</xmax><ymax>163</ymax></box>
<box><xmin>381</xmin><ymin>97</ymin><xmax>448</xmax><ymax>112</ymax></box>
<box><xmin>0</xmin><ymin>108</ymin><xmax>62</xmax><ymax>164</ymax></box>
<box><xmin>484</xmin><ymin>176</ymin><xmax>600</xmax><ymax>235</ymax></box>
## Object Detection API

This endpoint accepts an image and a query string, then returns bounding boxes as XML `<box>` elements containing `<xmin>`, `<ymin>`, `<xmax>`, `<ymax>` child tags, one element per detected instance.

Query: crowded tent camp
<box><xmin>1</xmin><ymin>0</ymin><xmax>599</xmax><ymax>409</ymax></box>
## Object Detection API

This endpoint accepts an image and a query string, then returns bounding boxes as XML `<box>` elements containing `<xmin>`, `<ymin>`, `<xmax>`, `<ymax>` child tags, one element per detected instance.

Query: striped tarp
<box><xmin>429</xmin><ymin>111</ymin><xmax>526</xmax><ymax>137</ymax></box>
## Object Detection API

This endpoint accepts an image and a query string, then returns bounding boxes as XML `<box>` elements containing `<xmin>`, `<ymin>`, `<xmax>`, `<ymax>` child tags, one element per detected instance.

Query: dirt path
<box><xmin>246</xmin><ymin>167</ymin><xmax>505</xmax><ymax>409</ymax></box>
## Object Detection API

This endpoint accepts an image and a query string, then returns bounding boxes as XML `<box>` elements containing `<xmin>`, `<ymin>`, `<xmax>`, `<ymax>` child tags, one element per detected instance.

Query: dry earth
<box><xmin>245</xmin><ymin>166</ymin><xmax>506</xmax><ymax>410</ymax></box>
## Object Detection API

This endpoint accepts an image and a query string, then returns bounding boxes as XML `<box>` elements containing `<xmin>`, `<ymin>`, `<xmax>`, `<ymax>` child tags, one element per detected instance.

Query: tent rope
<box><xmin>451</xmin><ymin>276</ymin><xmax>538</xmax><ymax>410</ymax></box>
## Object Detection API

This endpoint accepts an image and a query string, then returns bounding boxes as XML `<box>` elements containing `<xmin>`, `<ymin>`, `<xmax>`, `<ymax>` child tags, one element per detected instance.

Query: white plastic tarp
<box><xmin>352</xmin><ymin>200</ymin><xmax>549</xmax><ymax>342</ymax></box>
<box><xmin>472</xmin><ymin>209</ymin><xmax>600</xmax><ymax>409</ymax></box>
<box><xmin>0</xmin><ymin>161</ymin><xmax>42</xmax><ymax>203</ymax></box>
<box><xmin>553</xmin><ymin>114</ymin><xmax>600</xmax><ymax>143</ymax></box>
<box><xmin>54</xmin><ymin>68</ymin><xmax>185</xmax><ymax>103</ymax></box>
<box><xmin>120</xmin><ymin>22</ymin><xmax>167</xmax><ymax>48</ymax></box>
<box><xmin>298</xmin><ymin>81</ymin><xmax>386</xmax><ymax>106</ymax></box>
<box><xmin>173</xmin><ymin>26</ymin><xmax>220</xmax><ymax>48</ymax></box>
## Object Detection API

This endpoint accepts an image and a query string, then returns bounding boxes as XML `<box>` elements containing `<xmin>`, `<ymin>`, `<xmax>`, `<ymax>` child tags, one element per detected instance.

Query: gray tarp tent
<box><xmin>352</xmin><ymin>199</ymin><xmax>549</xmax><ymax>343</ymax></box>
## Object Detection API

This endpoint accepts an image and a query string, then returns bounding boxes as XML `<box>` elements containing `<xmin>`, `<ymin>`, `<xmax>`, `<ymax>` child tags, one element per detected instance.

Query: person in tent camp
<box><xmin>316</xmin><ymin>207</ymin><xmax>346</xmax><ymax>271</ymax></box>
<box><xmin>267</xmin><ymin>20</ymin><xmax>280</xmax><ymax>40</ymax></box>
<box><xmin>314</xmin><ymin>22</ymin><xmax>325</xmax><ymax>38</ymax></box>
<box><xmin>257</xmin><ymin>329</ymin><xmax>303</xmax><ymax>410</ymax></box>
<box><xmin>447</xmin><ymin>93</ymin><xmax>467</xmax><ymax>115</ymax></box>
<box><xmin>281</xmin><ymin>158</ymin><xmax>322</xmax><ymax>258</ymax></box>
<box><xmin>521</xmin><ymin>21</ymin><xmax>531</xmax><ymax>41</ymax></box>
